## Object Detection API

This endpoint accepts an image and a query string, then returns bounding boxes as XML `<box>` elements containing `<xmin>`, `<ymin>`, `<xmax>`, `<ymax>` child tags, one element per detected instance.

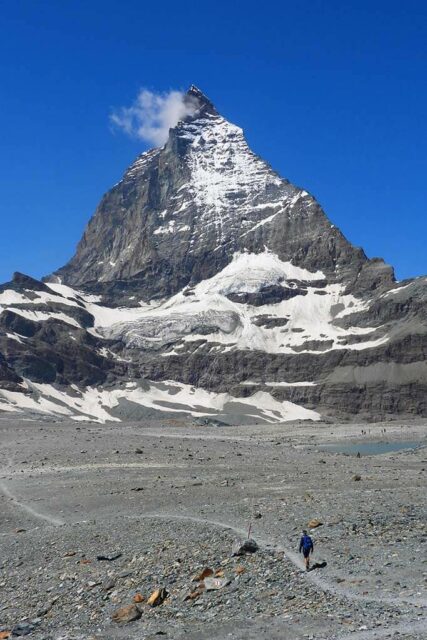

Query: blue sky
<box><xmin>1</xmin><ymin>0</ymin><xmax>426</xmax><ymax>282</ymax></box>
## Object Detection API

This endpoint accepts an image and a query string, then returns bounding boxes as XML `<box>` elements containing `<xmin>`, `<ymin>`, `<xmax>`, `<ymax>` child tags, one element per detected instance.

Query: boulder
<box><xmin>192</xmin><ymin>567</ymin><xmax>213</xmax><ymax>582</ymax></box>
<box><xmin>11</xmin><ymin>624</ymin><xmax>34</xmax><ymax>637</ymax></box>
<box><xmin>147</xmin><ymin>587</ymin><xmax>168</xmax><ymax>607</ymax></box>
<box><xmin>133</xmin><ymin>593</ymin><xmax>144</xmax><ymax>603</ymax></box>
<box><xmin>111</xmin><ymin>604</ymin><xmax>142</xmax><ymax>624</ymax></box>
<box><xmin>204</xmin><ymin>576</ymin><xmax>230</xmax><ymax>591</ymax></box>
<box><xmin>308</xmin><ymin>519</ymin><xmax>323</xmax><ymax>528</ymax></box>
<box><xmin>232</xmin><ymin>537</ymin><xmax>259</xmax><ymax>556</ymax></box>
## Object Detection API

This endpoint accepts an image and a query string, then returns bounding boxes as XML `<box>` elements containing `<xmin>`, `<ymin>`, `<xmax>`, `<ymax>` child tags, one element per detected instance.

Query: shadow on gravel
<box><xmin>309</xmin><ymin>561</ymin><xmax>327</xmax><ymax>571</ymax></box>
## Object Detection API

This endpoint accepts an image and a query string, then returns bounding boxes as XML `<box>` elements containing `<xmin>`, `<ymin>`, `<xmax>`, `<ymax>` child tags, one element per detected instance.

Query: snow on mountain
<box><xmin>194</xmin><ymin>251</ymin><xmax>324</xmax><ymax>295</ymax></box>
<box><xmin>52</xmin><ymin>85</ymin><xmax>383</xmax><ymax>298</ymax></box>
<box><xmin>0</xmin><ymin>249</ymin><xmax>389</xmax><ymax>422</ymax></box>
<box><xmin>1</xmin><ymin>86</ymin><xmax>426</xmax><ymax>421</ymax></box>
<box><xmin>181</xmin><ymin>113</ymin><xmax>287</xmax><ymax>246</ymax></box>
<box><xmin>0</xmin><ymin>378</ymin><xmax>320</xmax><ymax>424</ymax></box>
<box><xmin>0</xmin><ymin>273</ymin><xmax>325</xmax><ymax>421</ymax></box>
<box><xmin>101</xmin><ymin>251</ymin><xmax>386</xmax><ymax>355</ymax></box>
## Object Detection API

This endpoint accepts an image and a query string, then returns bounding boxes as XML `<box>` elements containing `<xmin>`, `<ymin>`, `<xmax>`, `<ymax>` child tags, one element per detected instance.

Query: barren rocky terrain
<box><xmin>0</xmin><ymin>417</ymin><xmax>426</xmax><ymax>639</ymax></box>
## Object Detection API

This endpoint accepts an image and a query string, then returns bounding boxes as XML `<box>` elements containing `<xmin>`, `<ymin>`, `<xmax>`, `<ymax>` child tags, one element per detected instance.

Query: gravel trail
<box><xmin>1</xmin><ymin>417</ymin><xmax>426</xmax><ymax>639</ymax></box>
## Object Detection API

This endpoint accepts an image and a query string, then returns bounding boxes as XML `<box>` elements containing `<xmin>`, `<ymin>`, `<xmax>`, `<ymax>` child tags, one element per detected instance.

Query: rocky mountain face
<box><xmin>1</xmin><ymin>86</ymin><xmax>426</xmax><ymax>422</ymax></box>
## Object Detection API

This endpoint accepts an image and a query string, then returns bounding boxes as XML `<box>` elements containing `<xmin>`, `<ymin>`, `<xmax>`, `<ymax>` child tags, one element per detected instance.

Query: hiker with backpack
<box><xmin>299</xmin><ymin>529</ymin><xmax>314</xmax><ymax>571</ymax></box>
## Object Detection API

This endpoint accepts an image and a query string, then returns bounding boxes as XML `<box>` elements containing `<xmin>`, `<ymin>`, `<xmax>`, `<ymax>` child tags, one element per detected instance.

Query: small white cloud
<box><xmin>110</xmin><ymin>88</ymin><xmax>197</xmax><ymax>147</ymax></box>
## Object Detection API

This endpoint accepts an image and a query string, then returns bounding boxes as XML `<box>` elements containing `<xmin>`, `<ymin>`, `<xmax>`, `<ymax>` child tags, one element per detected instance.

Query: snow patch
<box><xmin>10</xmin><ymin>309</ymin><xmax>81</xmax><ymax>329</ymax></box>
<box><xmin>98</xmin><ymin>253</ymin><xmax>386</xmax><ymax>355</ymax></box>
<box><xmin>195</xmin><ymin>251</ymin><xmax>324</xmax><ymax>297</ymax></box>
<box><xmin>0</xmin><ymin>380</ymin><xmax>320</xmax><ymax>424</ymax></box>
<box><xmin>6</xmin><ymin>332</ymin><xmax>25</xmax><ymax>343</ymax></box>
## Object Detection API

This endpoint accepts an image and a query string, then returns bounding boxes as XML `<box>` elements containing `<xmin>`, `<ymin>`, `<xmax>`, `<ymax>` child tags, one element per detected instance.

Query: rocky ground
<box><xmin>0</xmin><ymin>417</ymin><xmax>426</xmax><ymax>639</ymax></box>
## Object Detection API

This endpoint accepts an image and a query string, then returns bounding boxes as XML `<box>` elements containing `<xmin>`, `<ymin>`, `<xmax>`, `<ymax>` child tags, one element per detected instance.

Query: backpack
<box><xmin>302</xmin><ymin>534</ymin><xmax>313</xmax><ymax>551</ymax></box>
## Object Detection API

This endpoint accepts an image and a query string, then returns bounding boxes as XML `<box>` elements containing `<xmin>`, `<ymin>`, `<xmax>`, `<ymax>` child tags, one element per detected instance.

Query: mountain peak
<box><xmin>185</xmin><ymin>85</ymin><xmax>217</xmax><ymax>115</ymax></box>
<box><xmin>51</xmin><ymin>83</ymin><xmax>395</xmax><ymax>302</ymax></box>
<box><xmin>3</xmin><ymin>84</ymin><xmax>423</xmax><ymax>425</ymax></box>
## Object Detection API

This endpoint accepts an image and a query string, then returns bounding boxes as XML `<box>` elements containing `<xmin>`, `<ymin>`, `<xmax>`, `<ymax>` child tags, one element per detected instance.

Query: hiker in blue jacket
<box><xmin>299</xmin><ymin>529</ymin><xmax>314</xmax><ymax>571</ymax></box>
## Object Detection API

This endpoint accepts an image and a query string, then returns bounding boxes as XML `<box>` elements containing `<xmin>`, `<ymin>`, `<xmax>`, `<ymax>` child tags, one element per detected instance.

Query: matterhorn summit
<box><xmin>1</xmin><ymin>86</ymin><xmax>426</xmax><ymax>421</ymax></box>
<box><xmin>51</xmin><ymin>85</ymin><xmax>391</xmax><ymax>298</ymax></box>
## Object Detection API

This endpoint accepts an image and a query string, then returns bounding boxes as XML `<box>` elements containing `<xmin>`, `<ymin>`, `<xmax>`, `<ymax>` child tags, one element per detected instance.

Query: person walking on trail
<box><xmin>299</xmin><ymin>529</ymin><xmax>314</xmax><ymax>571</ymax></box>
